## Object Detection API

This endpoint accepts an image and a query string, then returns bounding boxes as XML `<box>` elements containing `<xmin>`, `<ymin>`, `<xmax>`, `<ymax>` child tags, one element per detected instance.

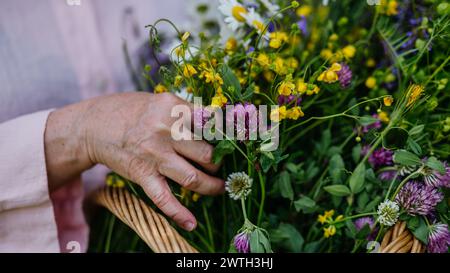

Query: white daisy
<box><xmin>259</xmin><ymin>0</ymin><xmax>280</xmax><ymax>17</ymax></box>
<box><xmin>218</xmin><ymin>0</ymin><xmax>249</xmax><ymax>31</ymax></box>
<box><xmin>244</xmin><ymin>8</ymin><xmax>269</xmax><ymax>39</ymax></box>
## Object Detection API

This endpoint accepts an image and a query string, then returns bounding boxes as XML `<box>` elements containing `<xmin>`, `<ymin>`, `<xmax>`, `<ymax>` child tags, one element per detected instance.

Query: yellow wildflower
<box><xmin>225</xmin><ymin>38</ymin><xmax>238</xmax><ymax>53</ymax></box>
<box><xmin>324</xmin><ymin>210</ymin><xmax>335</xmax><ymax>218</ymax></box>
<box><xmin>366</xmin><ymin>58</ymin><xmax>376</xmax><ymax>68</ymax></box>
<box><xmin>329</xmin><ymin>33</ymin><xmax>339</xmax><ymax>42</ymax></box>
<box><xmin>269</xmin><ymin>32</ymin><xmax>289</xmax><ymax>49</ymax></box>
<box><xmin>320</xmin><ymin>49</ymin><xmax>334</xmax><ymax>60</ymax></box>
<box><xmin>174</xmin><ymin>75</ymin><xmax>183</xmax><ymax>87</ymax></box>
<box><xmin>296</xmin><ymin>5</ymin><xmax>312</xmax><ymax>17</ymax></box>
<box><xmin>386</xmin><ymin>0</ymin><xmax>399</xmax><ymax>16</ymax></box>
<box><xmin>278</xmin><ymin>80</ymin><xmax>295</xmax><ymax>96</ymax></box>
<box><xmin>270</xmin><ymin>106</ymin><xmax>287</xmax><ymax>122</ymax></box>
<box><xmin>155</xmin><ymin>84</ymin><xmax>168</xmax><ymax>93</ymax></box>
<box><xmin>263</xmin><ymin>70</ymin><xmax>275</xmax><ymax>82</ymax></box>
<box><xmin>296</xmin><ymin>79</ymin><xmax>308</xmax><ymax>94</ymax></box>
<box><xmin>384</xmin><ymin>96</ymin><xmax>394</xmax><ymax>107</ymax></box>
<box><xmin>317</xmin><ymin>214</ymin><xmax>327</xmax><ymax>224</ymax></box>
<box><xmin>323</xmin><ymin>225</ymin><xmax>337</xmax><ymax>238</ymax></box>
<box><xmin>186</xmin><ymin>87</ymin><xmax>194</xmax><ymax>93</ymax></box>
<box><xmin>175</xmin><ymin>46</ymin><xmax>185</xmax><ymax>58</ymax></box>
<box><xmin>306</xmin><ymin>84</ymin><xmax>320</xmax><ymax>96</ymax></box>
<box><xmin>256</xmin><ymin>53</ymin><xmax>270</xmax><ymax>68</ymax></box>
<box><xmin>335</xmin><ymin>215</ymin><xmax>344</xmax><ymax>222</ymax></box>
<box><xmin>342</xmin><ymin>45</ymin><xmax>356</xmax><ymax>59</ymax></box>
<box><xmin>106</xmin><ymin>175</ymin><xmax>125</xmax><ymax>188</ymax></box>
<box><xmin>378</xmin><ymin>111</ymin><xmax>390</xmax><ymax>123</ymax></box>
<box><xmin>317</xmin><ymin>63</ymin><xmax>341</xmax><ymax>83</ymax></box>
<box><xmin>211</xmin><ymin>92</ymin><xmax>228</xmax><ymax>108</ymax></box>
<box><xmin>287</xmin><ymin>106</ymin><xmax>304</xmax><ymax>120</ymax></box>
<box><xmin>286</xmin><ymin>57</ymin><xmax>299</xmax><ymax>69</ymax></box>
<box><xmin>407</xmin><ymin>84</ymin><xmax>424</xmax><ymax>107</ymax></box>
<box><xmin>192</xmin><ymin>193</ymin><xmax>201</xmax><ymax>202</ymax></box>
<box><xmin>183</xmin><ymin>64</ymin><xmax>197</xmax><ymax>78</ymax></box>
<box><xmin>201</xmin><ymin>70</ymin><xmax>224</xmax><ymax>85</ymax></box>
<box><xmin>273</xmin><ymin>57</ymin><xmax>287</xmax><ymax>75</ymax></box>
<box><xmin>181</xmin><ymin>32</ymin><xmax>190</xmax><ymax>43</ymax></box>
<box><xmin>365</xmin><ymin>77</ymin><xmax>377</xmax><ymax>89</ymax></box>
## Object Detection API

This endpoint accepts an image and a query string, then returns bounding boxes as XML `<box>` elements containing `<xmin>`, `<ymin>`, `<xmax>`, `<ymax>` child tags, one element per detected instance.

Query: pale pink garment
<box><xmin>0</xmin><ymin>0</ymin><xmax>186</xmax><ymax>252</ymax></box>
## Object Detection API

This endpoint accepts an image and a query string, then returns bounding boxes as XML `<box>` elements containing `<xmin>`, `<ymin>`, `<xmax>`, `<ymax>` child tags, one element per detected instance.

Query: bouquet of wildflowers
<box><xmin>90</xmin><ymin>0</ymin><xmax>450</xmax><ymax>253</ymax></box>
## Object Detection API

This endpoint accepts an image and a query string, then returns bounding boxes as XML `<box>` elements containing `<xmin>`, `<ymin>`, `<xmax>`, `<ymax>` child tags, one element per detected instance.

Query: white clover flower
<box><xmin>219</xmin><ymin>0</ymin><xmax>248</xmax><ymax>31</ymax></box>
<box><xmin>377</xmin><ymin>200</ymin><xmax>400</xmax><ymax>227</ymax></box>
<box><xmin>225</xmin><ymin>172</ymin><xmax>253</xmax><ymax>200</ymax></box>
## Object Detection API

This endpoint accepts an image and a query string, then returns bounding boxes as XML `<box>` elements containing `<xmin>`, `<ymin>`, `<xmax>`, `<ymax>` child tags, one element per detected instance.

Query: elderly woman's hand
<box><xmin>44</xmin><ymin>92</ymin><xmax>223</xmax><ymax>231</ymax></box>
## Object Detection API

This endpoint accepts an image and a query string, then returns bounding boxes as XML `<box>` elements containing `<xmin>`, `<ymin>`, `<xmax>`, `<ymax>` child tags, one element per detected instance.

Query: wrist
<box><xmin>44</xmin><ymin>101</ymin><xmax>95</xmax><ymax>191</ymax></box>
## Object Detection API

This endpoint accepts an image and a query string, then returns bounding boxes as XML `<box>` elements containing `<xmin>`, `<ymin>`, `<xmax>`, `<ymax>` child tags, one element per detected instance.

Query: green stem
<box><xmin>241</xmin><ymin>198</ymin><xmax>248</xmax><ymax>221</ymax></box>
<box><xmin>257</xmin><ymin>171</ymin><xmax>266</xmax><ymax>226</ymax></box>
<box><xmin>331</xmin><ymin>212</ymin><xmax>377</xmax><ymax>225</ymax></box>
<box><xmin>202</xmin><ymin>202</ymin><xmax>215</xmax><ymax>252</ymax></box>
<box><xmin>104</xmin><ymin>215</ymin><xmax>116</xmax><ymax>253</ymax></box>
<box><xmin>390</xmin><ymin>168</ymin><xmax>423</xmax><ymax>200</ymax></box>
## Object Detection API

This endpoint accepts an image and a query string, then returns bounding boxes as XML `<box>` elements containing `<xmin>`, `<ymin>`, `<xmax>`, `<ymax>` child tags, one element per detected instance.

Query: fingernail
<box><xmin>184</xmin><ymin>221</ymin><xmax>195</xmax><ymax>231</ymax></box>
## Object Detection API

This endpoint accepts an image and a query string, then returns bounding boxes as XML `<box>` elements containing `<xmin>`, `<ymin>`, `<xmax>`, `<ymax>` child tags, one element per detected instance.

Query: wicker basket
<box><xmin>379</xmin><ymin>221</ymin><xmax>425</xmax><ymax>253</ymax></box>
<box><xmin>94</xmin><ymin>187</ymin><xmax>426</xmax><ymax>253</ymax></box>
<box><xmin>93</xmin><ymin>187</ymin><xmax>198</xmax><ymax>253</ymax></box>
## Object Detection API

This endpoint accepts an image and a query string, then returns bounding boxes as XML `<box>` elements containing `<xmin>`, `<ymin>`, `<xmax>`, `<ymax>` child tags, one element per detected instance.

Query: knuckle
<box><xmin>182</xmin><ymin>171</ymin><xmax>199</xmax><ymax>189</ymax></box>
<box><xmin>152</xmin><ymin>189</ymin><xmax>171</xmax><ymax>209</ymax></box>
<box><xmin>199</xmin><ymin>144</ymin><xmax>213</xmax><ymax>163</ymax></box>
<box><xmin>126</xmin><ymin>156</ymin><xmax>149</xmax><ymax>178</ymax></box>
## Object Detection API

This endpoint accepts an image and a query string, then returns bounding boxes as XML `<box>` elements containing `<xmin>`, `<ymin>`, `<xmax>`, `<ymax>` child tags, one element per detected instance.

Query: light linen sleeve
<box><xmin>0</xmin><ymin>110</ymin><xmax>60</xmax><ymax>253</ymax></box>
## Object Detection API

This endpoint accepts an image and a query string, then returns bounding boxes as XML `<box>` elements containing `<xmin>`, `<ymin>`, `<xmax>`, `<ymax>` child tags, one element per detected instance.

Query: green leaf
<box><xmin>212</xmin><ymin>140</ymin><xmax>235</xmax><ymax>164</ymax></box>
<box><xmin>270</xmin><ymin>223</ymin><xmax>303</xmax><ymax>252</ymax></box>
<box><xmin>425</xmin><ymin>157</ymin><xmax>445</xmax><ymax>174</ymax></box>
<box><xmin>393</xmin><ymin>150</ymin><xmax>422</xmax><ymax>166</ymax></box>
<box><xmin>279</xmin><ymin>171</ymin><xmax>294</xmax><ymax>200</ymax></box>
<box><xmin>411</xmin><ymin>218</ymin><xmax>429</xmax><ymax>244</ymax></box>
<box><xmin>349</xmin><ymin>164</ymin><xmax>366</xmax><ymax>194</ymax></box>
<box><xmin>352</xmin><ymin>144</ymin><xmax>362</xmax><ymax>164</ymax></box>
<box><xmin>250</xmin><ymin>229</ymin><xmax>272</xmax><ymax>253</ymax></box>
<box><xmin>409</xmin><ymin>125</ymin><xmax>424</xmax><ymax>136</ymax></box>
<box><xmin>324</xmin><ymin>185</ymin><xmax>351</xmax><ymax>197</ymax></box>
<box><xmin>329</xmin><ymin>154</ymin><xmax>345</xmax><ymax>184</ymax></box>
<box><xmin>241</xmin><ymin>83</ymin><xmax>254</xmax><ymax>100</ymax></box>
<box><xmin>303</xmin><ymin>241</ymin><xmax>321</xmax><ymax>253</ymax></box>
<box><xmin>219</xmin><ymin>64</ymin><xmax>241</xmax><ymax>95</ymax></box>
<box><xmin>407</xmin><ymin>138</ymin><xmax>422</xmax><ymax>155</ymax></box>
<box><xmin>294</xmin><ymin>196</ymin><xmax>316</xmax><ymax>213</ymax></box>
<box><xmin>383</xmin><ymin>127</ymin><xmax>409</xmax><ymax>149</ymax></box>
<box><xmin>406</xmin><ymin>216</ymin><xmax>420</xmax><ymax>230</ymax></box>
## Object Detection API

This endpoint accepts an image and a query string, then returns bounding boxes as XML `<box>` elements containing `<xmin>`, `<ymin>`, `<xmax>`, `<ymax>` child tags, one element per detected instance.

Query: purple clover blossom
<box><xmin>226</xmin><ymin>103</ymin><xmax>258</xmax><ymax>141</ymax></box>
<box><xmin>423</xmin><ymin>161</ymin><xmax>450</xmax><ymax>188</ymax></box>
<box><xmin>427</xmin><ymin>223</ymin><xmax>450</xmax><ymax>253</ymax></box>
<box><xmin>193</xmin><ymin>107</ymin><xmax>213</xmax><ymax>129</ymax></box>
<box><xmin>395</xmin><ymin>181</ymin><xmax>444</xmax><ymax>216</ymax></box>
<box><xmin>277</xmin><ymin>95</ymin><xmax>302</xmax><ymax>106</ymax></box>
<box><xmin>364</xmin><ymin>147</ymin><xmax>393</xmax><ymax>169</ymax></box>
<box><xmin>354</xmin><ymin>217</ymin><xmax>379</xmax><ymax>241</ymax></box>
<box><xmin>336</xmin><ymin>63</ymin><xmax>352</xmax><ymax>89</ymax></box>
<box><xmin>234</xmin><ymin>232</ymin><xmax>250</xmax><ymax>253</ymax></box>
